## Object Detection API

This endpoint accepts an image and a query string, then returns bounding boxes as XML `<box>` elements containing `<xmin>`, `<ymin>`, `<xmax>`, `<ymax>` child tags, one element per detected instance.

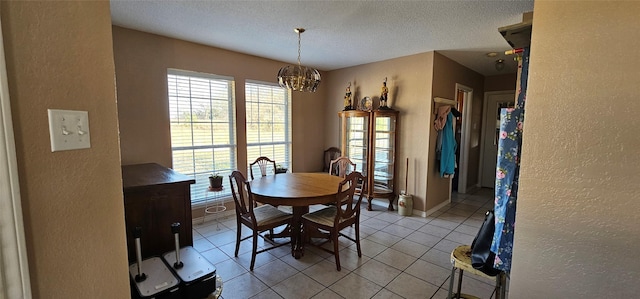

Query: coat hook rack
<box><xmin>433</xmin><ymin>97</ymin><xmax>457</xmax><ymax>111</ymax></box>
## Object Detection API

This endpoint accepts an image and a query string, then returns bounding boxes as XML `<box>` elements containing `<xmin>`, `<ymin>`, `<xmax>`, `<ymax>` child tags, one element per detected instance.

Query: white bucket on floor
<box><xmin>398</xmin><ymin>193</ymin><xmax>413</xmax><ymax>216</ymax></box>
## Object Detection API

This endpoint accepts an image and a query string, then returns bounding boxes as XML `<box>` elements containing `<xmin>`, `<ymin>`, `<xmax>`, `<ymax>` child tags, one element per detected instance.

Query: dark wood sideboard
<box><xmin>122</xmin><ymin>163</ymin><xmax>195</xmax><ymax>261</ymax></box>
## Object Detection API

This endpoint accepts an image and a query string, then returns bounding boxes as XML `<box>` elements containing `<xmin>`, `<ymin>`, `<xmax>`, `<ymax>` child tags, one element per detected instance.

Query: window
<box><xmin>167</xmin><ymin>69</ymin><xmax>236</xmax><ymax>204</ymax></box>
<box><xmin>245</xmin><ymin>81</ymin><xmax>291</xmax><ymax>172</ymax></box>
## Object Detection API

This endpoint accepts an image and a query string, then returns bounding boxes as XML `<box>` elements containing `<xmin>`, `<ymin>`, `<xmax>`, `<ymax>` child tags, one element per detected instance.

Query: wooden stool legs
<box><xmin>448</xmin><ymin>245</ymin><xmax>507</xmax><ymax>299</ymax></box>
<box><xmin>448</xmin><ymin>267</ymin><xmax>506</xmax><ymax>299</ymax></box>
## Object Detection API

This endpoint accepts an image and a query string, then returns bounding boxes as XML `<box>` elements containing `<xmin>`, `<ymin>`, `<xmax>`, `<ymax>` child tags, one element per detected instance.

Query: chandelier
<box><xmin>277</xmin><ymin>28</ymin><xmax>321</xmax><ymax>92</ymax></box>
<box><xmin>495</xmin><ymin>59</ymin><xmax>505</xmax><ymax>71</ymax></box>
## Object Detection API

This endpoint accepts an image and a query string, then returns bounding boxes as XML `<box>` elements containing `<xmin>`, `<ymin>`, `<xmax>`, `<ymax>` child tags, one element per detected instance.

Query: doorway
<box><xmin>455</xmin><ymin>84</ymin><xmax>472</xmax><ymax>193</ymax></box>
<box><xmin>0</xmin><ymin>15</ymin><xmax>32</xmax><ymax>297</ymax></box>
<box><xmin>479</xmin><ymin>91</ymin><xmax>515</xmax><ymax>188</ymax></box>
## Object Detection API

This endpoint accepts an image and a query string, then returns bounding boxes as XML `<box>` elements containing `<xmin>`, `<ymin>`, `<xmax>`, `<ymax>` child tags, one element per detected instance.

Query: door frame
<box><xmin>455</xmin><ymin>84</ymin><xmax>473</xmax><ymax>193</ymax></box>
<box><xmin>0</xmin><ymin>13</ymin><xmax>32</xmax><ymax>298</ymax></box>
<box><xmin>478</xmin><ymin>90</ymin><xmax>516</xmax><ymax>189</ymax></box>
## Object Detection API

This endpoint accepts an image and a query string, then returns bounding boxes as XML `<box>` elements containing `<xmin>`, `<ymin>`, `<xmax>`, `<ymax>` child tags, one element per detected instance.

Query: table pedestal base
<box><xmin>290</xmin><ymin>206</ymin><xmax>308</xmax><ymax>259</ymax></box>
<box><xmin>263</xmin><ymin>206</ymin><xmax>308</xmax><ymax>259</ymax></box>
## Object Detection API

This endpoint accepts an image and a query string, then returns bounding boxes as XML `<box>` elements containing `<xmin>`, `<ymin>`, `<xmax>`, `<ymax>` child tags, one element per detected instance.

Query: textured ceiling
<box><xmin>110</xmin><ymin>0</ymin><xmax>534</xmax><ymax>76</ymax></box>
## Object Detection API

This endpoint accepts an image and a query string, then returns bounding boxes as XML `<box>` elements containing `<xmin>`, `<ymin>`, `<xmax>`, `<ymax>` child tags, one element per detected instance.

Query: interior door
<box><xmin>480</xmin><ymin>92</ymin><xmax>515</xmax><ymax>188</ymax></box>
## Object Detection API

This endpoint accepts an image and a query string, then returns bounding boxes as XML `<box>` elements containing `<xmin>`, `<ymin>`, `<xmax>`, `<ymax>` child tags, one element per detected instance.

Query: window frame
<box><xmin>167</xmin><ymin>68</ymin><xmax>237</xmax><ymax>205</ymax></box>
<box><xmin>244</xmin><ymin>80</ymin><xmax>292</xmax><ymax>173</ymax></box>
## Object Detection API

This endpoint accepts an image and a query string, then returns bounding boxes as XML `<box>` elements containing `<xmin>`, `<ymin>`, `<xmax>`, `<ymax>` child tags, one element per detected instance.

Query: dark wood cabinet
<box><xmin>122</xmin><ymin>163</ymin><xmax>195</xmax><ymax>261</ymax></box>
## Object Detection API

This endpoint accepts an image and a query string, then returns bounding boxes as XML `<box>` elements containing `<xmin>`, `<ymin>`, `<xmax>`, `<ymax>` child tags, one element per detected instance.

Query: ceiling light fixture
<box><xmin>277</xmin><ymin>28</ymin><xmax>321</xmax><ymax>92</ymax></box>
<box><xmin>495</xmin><ymin>59</ymin><xmax>505</xmax><ymax>71</ymax></box>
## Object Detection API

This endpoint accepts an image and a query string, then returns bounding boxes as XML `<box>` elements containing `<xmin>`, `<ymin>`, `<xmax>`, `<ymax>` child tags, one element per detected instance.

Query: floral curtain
<box><xmin>491</xmin><ymin>47</ymin><xmax>530</xmax><ymax>273</ymax></box>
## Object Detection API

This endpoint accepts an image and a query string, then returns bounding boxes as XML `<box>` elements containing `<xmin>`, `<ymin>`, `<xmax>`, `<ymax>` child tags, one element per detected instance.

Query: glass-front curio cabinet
<box><xmin>338</xmin><ymin>109</ymin><xmax>399</xmax><ymax>210</ymax></box>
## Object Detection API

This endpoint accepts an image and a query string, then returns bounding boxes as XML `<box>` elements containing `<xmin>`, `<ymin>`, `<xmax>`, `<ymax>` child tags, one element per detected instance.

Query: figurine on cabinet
<box><xmin>379</xmin><ymin>77</ymin><xmax>392</xmax><ymax>110</ymax></box>
<box><xmin>343</xmin><ymin>82</ymin><xmax>354</xmax><ymax>111</ymax></box>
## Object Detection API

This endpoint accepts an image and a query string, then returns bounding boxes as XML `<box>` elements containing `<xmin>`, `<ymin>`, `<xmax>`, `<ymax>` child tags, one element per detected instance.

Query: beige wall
<box><xmin>113</xmin><ymin>27</ymin><xmax>327</xmax><ymax>175</ymax></box>
<box><xmin>1</xmin><ymin>2</ymin><xmax>129</xmax><ymax>298</ymax></box>
<box><xmin>325</xmin><ymin>53</ymin><xmax>434</xmax><ymax>212</ymax></box>
<box><xmin>6</xmin><ymin>1</ymin><xmax>638</xmax><ymax>297</ymax></box>
<box><xmin>485</xmin><ymin>74</ymin><xmax>516</xmax><ymax>92</ymax></box>
<box><xmin>325</xmin><ymin>52</ymin><xmax>486</xmax><ymax>213</ymax></box>
<box><xmin>430</xmin><ymin>52</ymin><xmax>484</xmax><ymax>210</ymax></box>
<box><xmin>112</xmin><ymin>27</ymin><xmax>508</xmax><ymax>217</ymax></box>
<box><xmin>510</xmin><ymin>1</ymin><xmax>640</xmax><ymax>297</ymax></box>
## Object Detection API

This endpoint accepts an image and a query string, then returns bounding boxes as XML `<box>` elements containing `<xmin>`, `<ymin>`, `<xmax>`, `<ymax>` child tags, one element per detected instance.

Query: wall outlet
<box><xmin>47</xmin><ymin>109</ymin><xmax>91</xmax><ymax>152</ymax></box>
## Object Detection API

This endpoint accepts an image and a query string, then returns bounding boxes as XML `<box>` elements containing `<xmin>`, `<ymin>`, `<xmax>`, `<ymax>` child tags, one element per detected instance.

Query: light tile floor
<box><xmin>192</xmin><ymin>188</ymin><xmax>504</xmax><ymax>299</ymax></box>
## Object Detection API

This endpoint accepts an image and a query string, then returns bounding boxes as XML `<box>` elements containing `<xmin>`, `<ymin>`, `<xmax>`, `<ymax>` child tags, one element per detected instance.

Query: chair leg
<box><xmin>354</xmin><ymin>221</ymin><xmax>362</xmax><ymax>257</ymax></box>
<box><xmin>235</xmin><ymin>220</ymin><xmax>242</xmax><ymax>257</ymax></box>
<box><xmin>496</xmin><ymin>272</ymin><xmax>507</xmax><ymax>299</ymax></box>
<box><xmin>302</xmin><ymin>221</ymin><xmax>309</xmax><ymax>243</ymax></box>
<box><xmin>250</xmin><ymin>230</ymin><xmax>258</xmax><ymax>271</ymax></box>
<box><xmin>456</xmin><ymin>269</ymin><xmax>464</xmax><ymax>299</ymax></box>
<box><xmin>448</xmin><ymin>267</ymin><xmax>456</xmax><ymax>299</ymax></box>
<box><xmin>495</xmin><ymin>274</ymin><xmax>500</xmax><ymax>299</ymax></box>
<box><xmin>333</xmin><ymin>230</ymin><xmax>341</xmax><ymax>271</ymax></box>
<box><xmin>501</xmin><ymin>273</ymin><xmax>507</xmax><ymax>299</ymax></box>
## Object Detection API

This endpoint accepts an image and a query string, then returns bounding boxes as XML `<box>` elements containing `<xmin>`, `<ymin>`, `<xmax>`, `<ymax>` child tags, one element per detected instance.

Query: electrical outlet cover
<box><xmin>47</xmin><ymin>109</ymin><xmax>91</xmax><ymax>152</ymax></box>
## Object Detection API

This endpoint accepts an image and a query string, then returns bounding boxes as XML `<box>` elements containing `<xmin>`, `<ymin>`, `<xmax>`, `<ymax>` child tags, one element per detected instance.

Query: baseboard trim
<box><xmin>369</xmin><ymin>197</ymin><xmax>449</xmax><ymax>218</ymax></box>
<box><xmin>196</xmin><ymin>196</ymin><xmax>452</xmax><ymax>225</ymax></box>
<box><xmin>425</xmin><ymin>200</ymin><xmax>451</xmax><ymax>216</ymax></box>
<box><xmin>466</xmin><ymin>184</ymin><xmax>480</xmax><ymax>194</ymax></box>
<box><xmin>192</xmin><ymin>210</ymin><xmax>235</xmax><ymax>227</ymax></box>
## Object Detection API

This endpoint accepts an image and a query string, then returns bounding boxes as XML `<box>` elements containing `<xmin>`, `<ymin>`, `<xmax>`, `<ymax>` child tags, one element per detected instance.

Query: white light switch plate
<box><xmin>47</xmin><ymin>109</ymin><xmax>91</xmax><ymax>152</ymax></box>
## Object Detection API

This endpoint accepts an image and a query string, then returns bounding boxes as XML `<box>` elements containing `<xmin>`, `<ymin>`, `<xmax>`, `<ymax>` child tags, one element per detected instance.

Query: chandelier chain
<box><xmin>297</xmin><ymin>30</ymin><xmax>302</xmax><ymax>66</ymax></box>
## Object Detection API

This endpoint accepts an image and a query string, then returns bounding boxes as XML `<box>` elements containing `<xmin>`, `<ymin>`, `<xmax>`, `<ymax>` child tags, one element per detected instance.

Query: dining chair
<box><xmin>250</xmin><ymin>156</ymin><xmax>294</xmax><ymax>218</ymax></box>
<box><xmin>323</xmin><ymin>147</ymin><xmax>341</xmax><ymax>172</ymax></box>
<box><xmin>249</xmin><ymin>156</ymin><xmax>277</xmax><ymax>180</ymax></box>
<box><xmin>301</xmin><ymin>171</ymin><xmax>367</xmax><ymax>271</ymax></box>
<box><xmin>229</xmin><ymin>170</ymin><xmax>293</xmax><ymax>270</ymax></box>
<box><xmin>329</xmin><ymin>156</ymin><xmax>356</xmax><ymax>178</ymax></box>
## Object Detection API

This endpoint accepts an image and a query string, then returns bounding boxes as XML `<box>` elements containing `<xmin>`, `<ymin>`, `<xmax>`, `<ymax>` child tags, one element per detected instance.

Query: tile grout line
<box><xmin>194</xmin><ymin>190</ymin><xmax>496</xmax><ymax>299</ymax></box>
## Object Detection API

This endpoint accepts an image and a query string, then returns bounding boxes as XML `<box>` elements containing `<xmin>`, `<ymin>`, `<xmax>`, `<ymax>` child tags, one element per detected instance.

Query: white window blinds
<box><xmin>167</xmin><ymin>69</ymin><xmax>237</xmax><ymax>204</ymax></box>
<box><xmin>245</xmin><ymin>81</ymin><xmax>291</xmax><ymax>171</ymax></box>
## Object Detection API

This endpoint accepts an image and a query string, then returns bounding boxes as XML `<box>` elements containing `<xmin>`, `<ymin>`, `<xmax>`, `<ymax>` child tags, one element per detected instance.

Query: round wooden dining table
<box><xmin>250</xmin><ymin>172</ymin><xmax>344</xmax><ymax>258</ymax></box>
